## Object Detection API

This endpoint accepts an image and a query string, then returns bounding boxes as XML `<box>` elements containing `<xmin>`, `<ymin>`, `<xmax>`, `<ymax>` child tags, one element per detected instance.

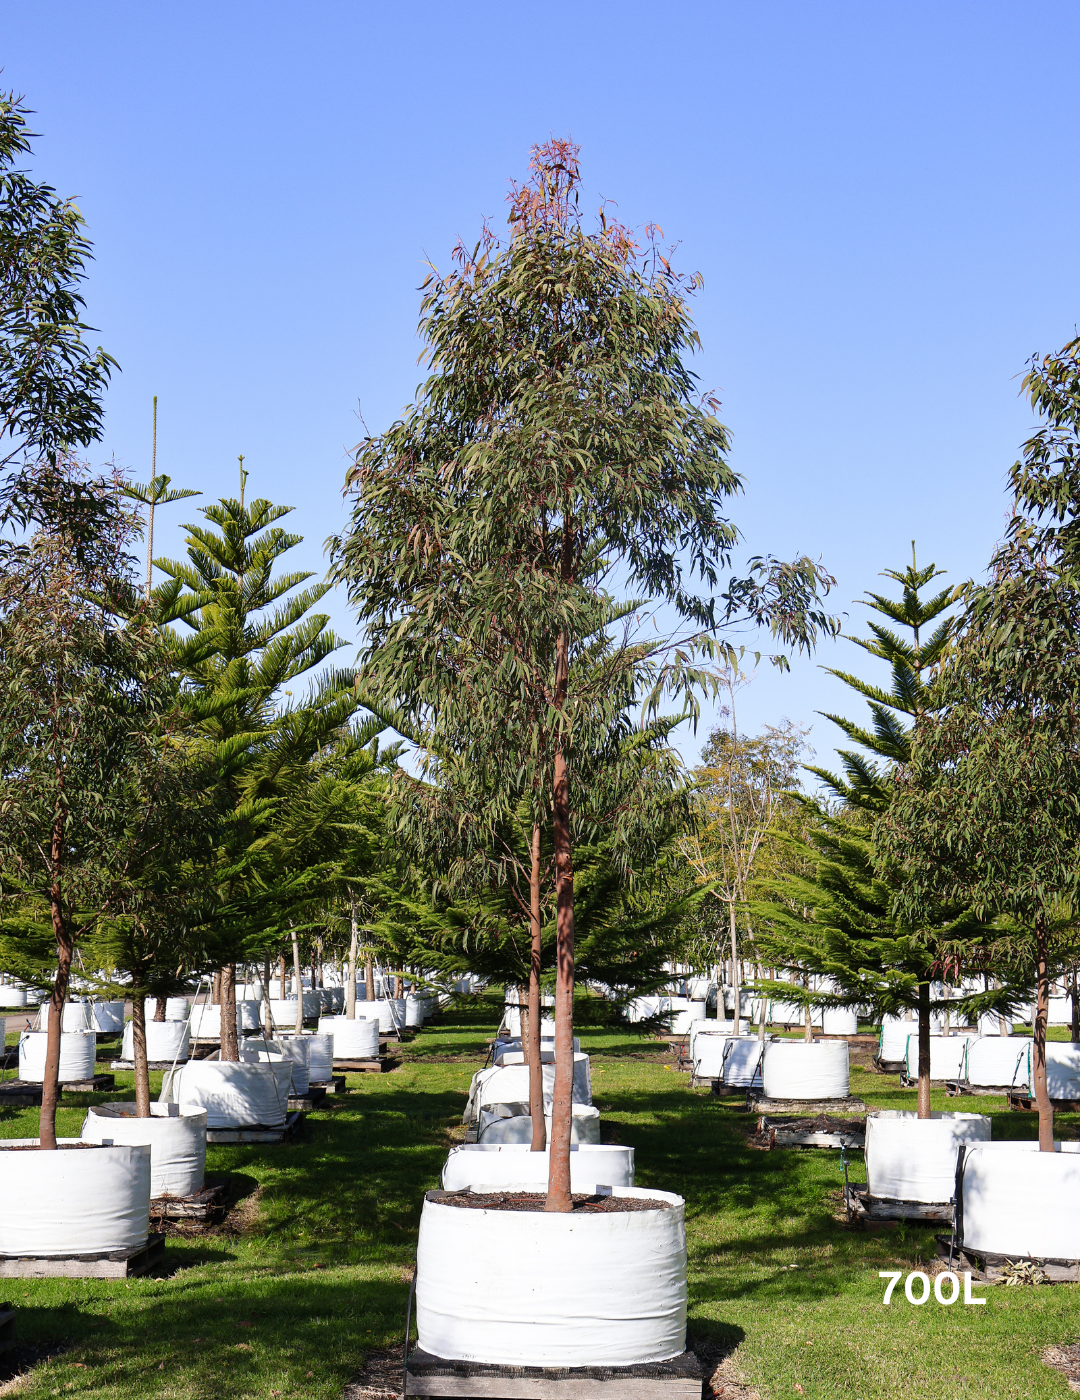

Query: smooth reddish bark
<box><xmin>528</xmin><ymin>822</ymin><xmax>547</xmax><ymax>1151</ymax></box>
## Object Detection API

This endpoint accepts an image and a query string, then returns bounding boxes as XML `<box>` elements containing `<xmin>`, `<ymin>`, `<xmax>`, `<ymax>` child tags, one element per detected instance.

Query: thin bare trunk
<box><xmin>1033</xmin><ymin>912</ymin><xmax>1054</xmax><ymax>1151</ymax></box>
<box><xmin>917</xmin><ymin>979</ymin><xmax>931</xmax><ymax>1119</ymax></box>
<box><xmin>220</xmin><ymin>963</ymin><xmax>239</xmax><ymax>1061</ymax></box>
<box><xmin>546</xmin><ymin>651</ymin><xmax>575</xmax><ymax>1213</ymax></box>
<box><xmin>41</xmin><ymin>810</ymin><xmax>72</xmax><ymax>1151</ymax></box>
<box><xmin>132</xmin><ymin>994</ymin><xmax>151</xmax><ymax>1116</ymax></box>
<box><xmin>279</xmin><ymin>953</ymin><xmax>287</xmax><ymax>998</ymax></box>
<box><xmin>292</xmin><ymin>927</ymin><xmax>304</xmax><ymax>1035</ymax></box>
<box><xmin>212</xmin><ymin>970</ymin><xmax>222</xmax><ymax>1006</ymax></box>
<box><xmin>757</xmin><ymin>974</ymin><xmax>768</xmax><ymax>1042</ymax></box>
<box><xmin>729</xmin><ymin>903</ymin><xmax>741</xmax><ymax>1037</ymax></box>
<box><xmin>346</xmin><ymin>898</ymin><xmax>359</xmax><ymax>1020</ymax></box>
<box><xmin>528</xmin><ymin>822</ymin><xmax>546</xmax><ymax>1151</ymax></box>
<box><xmin>365</xmin><ymin>953</ymin><xmax>375</xmax><ymax>1003</ymax></box>
<box><xmin>315</xmin><ymin>936</ymin><xmax>323</xmax><ymax>989</ymax></box>
<box><xmin>1071</xmin><ymin>968</ymin><xmax>1079</xmax><ymax>1044</ymax></box>
<box><xmin>394</xmin><ymin>974</ymin><xmax>403</xmax><ymax>1000</ymax></box>
<box><xmin>153</xmin><ymin>996</ymin><xmax>167</xmax><ymax>1022</ymax></box>
<box><xmin>262</xmin><ymin>956</ymin><xmax>272</xmax><ymax>1035</ymax></box>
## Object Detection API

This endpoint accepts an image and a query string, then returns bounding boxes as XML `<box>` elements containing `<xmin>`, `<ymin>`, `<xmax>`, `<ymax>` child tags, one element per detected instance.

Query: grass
<box><xmin>0</xmin><ymin>1008</ymin><xmax>1078</xmax><ymax>1398</ymax></box>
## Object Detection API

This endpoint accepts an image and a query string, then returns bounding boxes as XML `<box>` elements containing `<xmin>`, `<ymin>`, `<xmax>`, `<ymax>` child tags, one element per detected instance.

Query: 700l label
<box><xmin>880</xmin><ymin>1271</ymin><xmax>986</xmax><ymax>1306</ymax></box>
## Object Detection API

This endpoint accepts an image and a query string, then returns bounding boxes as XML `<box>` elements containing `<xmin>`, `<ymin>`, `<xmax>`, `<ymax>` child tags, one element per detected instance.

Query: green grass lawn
<box><xmin>1</xmin><ymin>1008</ymin><xmax>1079</xmax><ymax>1398</ymax></box>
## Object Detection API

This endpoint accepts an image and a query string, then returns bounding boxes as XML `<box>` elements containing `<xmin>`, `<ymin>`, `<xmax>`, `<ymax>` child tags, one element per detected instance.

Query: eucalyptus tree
<box><xmin>0</xmin><ymin>460</ymin><xmax>199</xmax><ymax>1146</ymax></box>
<box><xmin>885</xmin><ymin>339</ymin><xmax>1080</xmax><ymax>1148</ymax></box>
<box><xmin>331</xmin><ymin>140</ymin><xmax>836</xmax><ymax>1209</ymax></box>
<box><xmin>158</xmin><ymin>473</ymin><xmax>361</xmax><ymax>1057</ymax></box>
<box><xmin>0</xmin><ymin>93</ymin><xmax>116</xmax><ymax>530</ymax></box>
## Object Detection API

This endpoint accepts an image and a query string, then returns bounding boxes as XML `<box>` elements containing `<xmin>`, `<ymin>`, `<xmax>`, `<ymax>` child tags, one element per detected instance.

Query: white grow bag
<box><xmin>165</xmin><ymin>996</ymin><xmax>190</xmax><ymax>1021</ymax></box>
<box><xmin>441</xmin><ymin>1143</ymin><xmax>634</xmax><ymax>1192</ymax></box>
<box><xmin>266</xmin><ymin>994</ymin><xmax>321</xmax><ymax>1028</ymax></box>
<box><xmin>90</xmin><ymin>1001</ymin><xmax>125</xmax><ymax>1033</ymax></box>
<box><xmin>19</xmin><ymin>1029</ymin><xmax>96</xmax><ymax>1082</ymax></box>
<box><xmin>81</xmin><ymin>1102</ymin><xmax>207</xmax><ymax>1198</ymax></box>
<box><xmin>367</xmin><ymin>998</ymin><xmax>406</xmax><ymax>1033</ymax></box>
<box><xmin>864</xmin><ymin>1111</ymin><xmax>990</xmax><ymax>1203</ymax></box>
<box><xmin>0</xmin><ymin>984</ymin><xmax>27</xmax><ymax>1008</ymax></box>
<box><xmin>723</xmin><ymin>1039</ymin><xmax>767</xmax><ymax>1089</ymax></box>
<box><xmin>299</xmin><ymin>1032</ymin><xmax>334</xmax><ymax>1083</ymax></box>
<box><xmin>0</xmin><ymin>1141</ymin><xmax>150</xmax><ymax>1256</ymax></box>
<box><xmin>961</xmin><ymin>1145</ymin><xmax>1080</xmax><ymax>1259</ymax></box>
<box><xmin>121</xmin><ymin>1019</ymin><xmax>191</xmax><ymax>1063</ymax></box>
<box><xmin>467</xmin><ymin>1055</ymin><xmax>592</xmax><ymax>1123</ymax></box>
<box><xmin>416</xmin><ymin>1187</ymin><xmax>686</xmax><ymax>1366</ymax></box>
<box><xmin>1027</xmin><ymin>1041</ymin><xmax>1080</xmax><ymax>1098</ymax></box>
<box><xmin>479</xmin><ymin>1104</ymin><xmax>602</xmax><ymax>1145</ymax></box>
<box><xmin>318</xmin><ymin>1015</ymin><xmax>380</xmax><ymax>1059</ymax></box>
<box><xmin>405</xmin><ymin>996</ymin><xmax>425</xmax><ymax>1029</ymax></box>
<box><xmin>963</xmin><ymin>1036</ymin><xmax>1028</xmax><ymax>1089</ymax></box>
<box><xmin>688</xmin><ymin>1020</ymin><xmax>735</xmax><ymax>1055</ymax></box>
<box><xmin>188</xmin><ymin>1001</ymin><xmax>260</xmax><ymax>1038</ymax></box>
<box><xmin>879</xmin><ymin>1016</ymin><xmax>917</xmax><ymax>1061</ymax></box>
<box><xmin>172</xmin><ymin>1059</ymin><xmax>291</xmax><ymax>1128</ymax></box>
<box><xmin>821</xmin><ymin>1007</ymin><xmax>859</xmax><ymax>1036</ymax></box>
<box><xmin>693</xmin><ymin>1033</ymin><xmax>757</xmax><ymax>1079</ymax></box>
<box><xmin>904</xmin><ymin>1033</ymin><xmax>978</xmax><ymax>1081</ymax></box>
<box><xmin>38</xmin><ymin>1000</ymin><xmax>93</xmax><ymax>1032</ymax></box>
<box><xmin>763</xmin><ymin>1041</ymin><xmax>849</xmax><ymax>1100</ymax></box>
<box><xmin>243</xmin><ymin>1037</ymin><xmax>309</xmax><ymax>1094</ymax></box>
<box><xmin>502</xmin><ymin>1006</ymin><xmax>556</xmax><ymax>1039</ymax></box>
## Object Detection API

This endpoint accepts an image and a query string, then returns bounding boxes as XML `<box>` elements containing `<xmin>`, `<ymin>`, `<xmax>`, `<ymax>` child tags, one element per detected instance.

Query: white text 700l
<box><xmin>879</xmin><ymin>1271</ymin><xmax>986</xmax><ymax>1306</ymax></box>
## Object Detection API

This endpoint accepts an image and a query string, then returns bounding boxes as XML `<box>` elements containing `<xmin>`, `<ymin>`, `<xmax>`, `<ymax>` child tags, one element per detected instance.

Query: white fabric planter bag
<box><xmin>1029</xmin><ymin>996</ymin><xmax>1073</xmax><ymax>1026</ymax></box>
<box><xmin>165</xmin><ymin>996</ymin><xmax>190</xmax><ymax>1021</ymax></box>
<box><xmin>172</xmin><ymin>1059</ymin><xmax>291</xmax><ymax>1128</ymax></box>
<box><xmin>441</xmin><ymin>1143</ymin><xmax>634</xmax><ymax>1192</ymax></box>
<box><xmin>365</xmin><ymin>998</ymin><xmax>406</xmax><ymax>1033</ymax></box>
<box><xmin>405</xmin><ymin>996</ymin><xmax>425</xmax><ymax>1028</ymax></box>
<box><xmin>688</xmin><ymin>1020</ymin><xmax>735</xmax><ymax>1056</ymax></box>
<box><xmin>469</xmin><ymin>1055</ymin><xmax>592</xmax><ymax>1121</ymax></box>
<box><xmin>90</xmin><ymin>1002</ymin><xmax>125</xmax><ymax>1033</ymax></box>
<box><xmin>879</xmin><ymin>1017</ymin><xmax>916</xmax><ymax>1061</ymax></box>
<box><xmin>266</xmin><ymin>995</ymin><xmax>320</xmax><ymax>1028</ymax></box>
<box><xmin>763</xmin><ymin>1041</ymin><xmax>849</xmax><ymax>1100</ymax></box>
<box><xmin>977</xmin><ymin>1012</ymin><xmax>1013</xmax><ymax>1036</ymax></box>
<box><xmin>81</xmin><ymin>1102</ymin><xmax>207</xmax><ymax>1198</ymax></box>
<box><xmin>904</xmin><ymin>1033</ymin><xmax>978</xmax><ymax>1081</ymax></box>
<box><xmin>0</xmin><ymin>984</ymin><xmax>27</xmax><ymax>1008</ymax></box>
<box><xmin>19</xmin><ymin>1030</ymin><xmax>96</xmax><ymax>1082</ymax></box>
<box><xmin>493</xmin><ymin>1037</ymin><xmax>578</xmax><ymax>1059</ymax></box>
<box><xmin>121</xmin><ymin>1019</ymin><xmax>191</xmax><ymax>1063</ymax></box>
<box><xmin>38</xmin><ymin>1000</ymin><xmax>93</xmax><ymax>1032</ymax></box>
<box><xmin>243</xmin><ymin>1037</ymin><xmax>310</xmax><ymax>1094</ymax></box>
<box><xmin>769</xmin><ymin>1000</ymin><xmax>821</xmax><ymax>1027</ymax></box>
<box><xmin>318</xmin><ymin>1014</ymin><xmax>380</xmax><ymax>1059</ymax></box>
<box><xmin>503</xmin><ymin>989</ymin><xmax>555</xmax><ymax>1007</ymax></box>
<box><xmin>296</xmin><ymin>1032</ymin><xmax>334</xmax><ymax>1082</ymax></box>
<box><xmin>323</xmin><ymin>988</ymin><xmax>345</xmax><ymax>1014</ymax></box>
<box><xmin>821</xmin><ymin>1007</ymin><xmax>858</xmax><ymax>1036</ymax></box>
<box><xmin>0</xmin><ymin>1140</ymin><xmax>151</xmax><ymax>1256</ymax></box>
<box><xmin>722</xmin><ymin>1038</ymin><xmax>766</xmax><ymax>1088</ymax></box>
<box><xmin>961</xmin><ymin>1145</ymin><xmax>1080</xmax><ymax>1258</ymax></box>
<box><xmin>1026</xmin><ymin>1040</ymin><xmax>1080</xmax><ymax>1098</ymax></box>
<box><xmin>417</xmin><ymin>1187</ymin><xmax>686</xmax><ymax>1366</ymax></box>
<box><xmin>502</xmin><ymin>1006</ymin><xmax>556</xmax><ymax>1039</ymax></box>
<box><xmin>479</xmin><ymin>1104</ymin><xmax>602</xmax><ymax>1144</ymax></box>
<box><xmin>693</xmin><ymin>1033</ymin><xmax>754</xmax><ymax>1079</ymax></box>
<box><xmin>864</xmin><ymin>1111</ymin><xmax>990</xmax><ymax>1202</ymax></box>
<box><xmin>188</xmin><ymin>1001</ymin><xmax>260</xmax><ymax>1038</ymax></box>
<box><xmin>494</xmin><ymin>1050</ymin><xmax>555</xmax><ymax>1068</ymax></box>
<box><xmin>963</xmin><ymin>1036</ymin><xmax>1028</xmax><ymax>1088</ymax></box>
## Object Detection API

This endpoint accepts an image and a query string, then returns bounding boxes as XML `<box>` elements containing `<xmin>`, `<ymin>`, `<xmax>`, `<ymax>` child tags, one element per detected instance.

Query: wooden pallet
<box><xmin>0</xmin><ymin>1074</ymin><xmax>115</xmax><ymax>1106</ymax></box>
<box><xmin>333</xmin><ymin>1056</ymin><xmax>391</xmax><ymax>1074</ymax></box>
<box><xmin>708</xmin><ymin>1080</ymin><xmax>744</xmax><ymax>1098</ymax></box>
<box><xmin>1007</xmin><ymin>1089</ymin><xmax>1080</xmax><ymax>1112</ymax></box>
<box><xmin>311</xmin><ymin>1076</ymin><xmax>346</xmax><ymax>1094</ymax></box>
<box><xmin>872</xmin><ymin>1057</ymin><xmax>905</xmax><ymax>1075</ymax></box>
<box><xmin>0</xmin><ymin>1233</ymin><xmax>165</xmax><ymax>1279</ymax></box>
<box><xmin>109</xmin><ymin>1059</ymin><xmax>190</xmax><ymax>1072</ymax></box>
<box><xmin>205</xmin><ymin>1109</ymin><xmax>304</xmax><ymax>1144</ymax></box>
<box><xmin>936</xmin><ymin>1233</ymin><xmax>1080</xmax><ymax>1283</ymax></box>
<box><xmin>945</xmin><ymin>1080</ymin><xmax>1018</xmax><ymax>1097</ymax></box>
<box><xmin>0</xmin><ymin>1304</ymin><xmax>13</xmax><ymax>1353</ymax></box>
<box><xmin>757</xmin><ymin>1114</ymin><xmax>865</xmax><ymax>1149</ymax></box>
<box><xmin>748</xmin><ymin>1095</ymin><xmax>867</xmax><ymax>1116</ymax></box>
<box><xmin>287</xmin><ymin>1085</ymin><xmax>327</xmax><ymax>1112</ymax></box>
<box><xmin>150</xmin><ymin>1179</ymin><xmax>229</xmax><ymax>1223</ymax></box>
<box><xmin>844</xmin><ymin>1184</ymin><xmax>953</xmax><ymax>1223</ymax></box>
<box><xmin>404</xmin><ymin>1347</ymin><xmax>703</xmax><ymax>1398</ymax></box>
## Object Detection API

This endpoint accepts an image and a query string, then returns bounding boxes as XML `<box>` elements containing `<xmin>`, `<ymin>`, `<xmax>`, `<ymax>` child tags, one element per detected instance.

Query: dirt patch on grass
<box><xmin>691</xmin><ymin>1336</ymin><xmax>761</xmax><ymax>1399</ymax></box>
<box><xmin>1044</xmin><ymin>1343</ymin><xmax>1080</xmax><ymax>1392</ymax></box>
<box><xmin>343</xmin><ymin>1342</ymin><xmax>404</xmax><ymax>1399</ymax></box>
<box><xmin>0</xmin><ymin>1341</ymin><xmax>68</xmax><ymax>1396</ymax></box>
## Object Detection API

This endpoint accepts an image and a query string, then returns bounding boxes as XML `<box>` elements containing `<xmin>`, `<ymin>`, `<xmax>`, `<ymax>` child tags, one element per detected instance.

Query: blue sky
<box><xmin>5</xmin><ymin>2</ymin><xmax>1079</xmax><ymax>781</ymax></box>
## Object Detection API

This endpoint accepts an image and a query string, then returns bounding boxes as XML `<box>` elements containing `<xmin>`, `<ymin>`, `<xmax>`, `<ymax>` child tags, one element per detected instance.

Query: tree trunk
<box><xmin>262</xmin><ymin>956</ymin><xmax>272</xmax><ymax>1035</ymax></box>
<box><xmin>1071</xmin><ymin>968</ymin><xmax>1079</xmax><ymax>1044</ymax></box>
<box><xmin>546</xmin><ymin>630</ymin><xmax>575</xmax><ymax>1213</ymax></box>
<box><xmin>315</xmin><ymin>937</ymin><xmax>323</xmax><ymax>989</ymax></box>
<box><xmin>729</xmin><ymin>903</ymin><xmax>741</xmax><ymax>1037</ymax></box>
<box><xmin>757</xmin><ymin>974</ymin><xmax>768</xmax><ymax>1042</ymax></box>
<box><xmin>528</xmin><ymin>822</ymin><xmax>547</xmax><ymax>1151</ymax></box>
<box><xmin>153</xmin><ymin>996</ymin><xmax>167</xmax><ymax>1022</ymax></box>
<box><xmin>132</xmin><ymin>994</ymin><xmax>151</xmax><ymax>1117</ymax></box>
<box><xmin>917</xmin><ymin>979</ymin><xmax>931</xmax><ymax>1119</ymax></box>
<box><xmin>346</xmin><ymin>899</ymin><xmax>359</xmax><ymax>1020</ymax></box>
<box><xmin>803</xmin><ymin>972</ymin><xmax>813</xmax><ymax>1043</ymax></box>
<box><xmin>41</xmin><ymin>881</ymin><xmax>73</xmax><ymax>1150</ymax></box>
<box><xmin>1033</xmin><ymin>911</ymin><xmax>1054</xmax><ymax>1151</ymax></box>
<box><xmin>279</xmin><ymin>953</ymin><xmax>287</xmax><ymax>998</ymax></box>
<box><xmin>394</xmin><ymin>974</ymin><xmax>403</xmax><ymax>1000</ymax></box>
<box><xmin>365</xmin><ymin>953</ymin><xmax>375</xmax><ymax>1003</ymax></box>
<box><xmin>292</xmin><ymin>928</ymin><xmax>304</xmax><ymax>1035</ymax></box>
<box><xmin>212</xmin><ymin>970</ymin><xmax>222</xmax><ymax>1005</ymax></box>
<box><xmin>220</xmin><ymin>963</ymin><xmax>239</xmax><ymax>1061</ymax></box>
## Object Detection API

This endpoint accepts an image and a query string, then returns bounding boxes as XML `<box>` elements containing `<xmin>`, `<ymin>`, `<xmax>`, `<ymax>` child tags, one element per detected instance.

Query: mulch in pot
<box><xmin>427</xmin><ymin>1190</ymin><xmax>673</xmax><ymax>1212</ymax></box>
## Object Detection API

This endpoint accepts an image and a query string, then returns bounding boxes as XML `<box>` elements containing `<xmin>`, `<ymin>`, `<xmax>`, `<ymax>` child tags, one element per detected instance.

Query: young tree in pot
<box><xmin>330</xmin><ymin>140</ymin><xmax>836</xmax><ymax>1209</ymax></box>
<box><xmin>0</xmin><ymin>462</ymin><xmax>191</xmax><ymax>1146</ymax></box>
<box><xmin>884</xmin><ymin>338</ymin><xmax>1080</xmax><ymax>1149</ymax></box>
